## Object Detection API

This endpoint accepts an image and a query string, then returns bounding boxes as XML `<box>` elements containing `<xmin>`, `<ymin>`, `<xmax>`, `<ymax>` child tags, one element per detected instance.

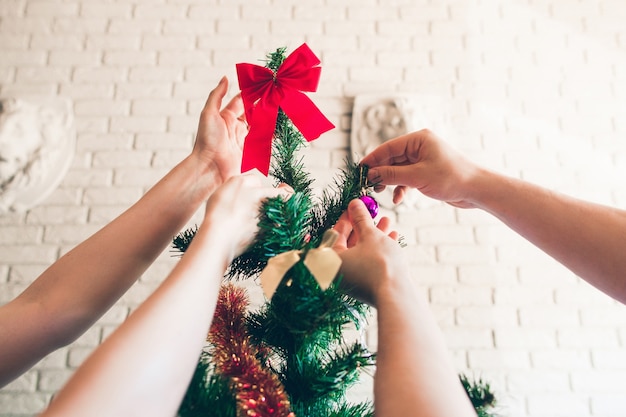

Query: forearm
<box><xmin>41</xmin><ymin>220</ymin><xmax>228</xmax><ymax>417</ymax></box>
<box><xmin>469</xmin><ymin>168</ymin><xmax>626</xmax><ymax>303</ymax></box>
<box><xmin>374</xmin><ymin>280</ymin><xmax>475</xmax><ymax>417</ymax></box>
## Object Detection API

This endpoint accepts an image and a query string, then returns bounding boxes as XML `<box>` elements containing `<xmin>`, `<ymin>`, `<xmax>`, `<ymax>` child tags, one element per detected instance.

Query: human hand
<box><xmin>192</xmin><ymin>77</ymin><xmax>247</xmax><ymax>186</ymax></box>
<box><xmin>332</xmin><ymin>199</ymin><xmax>407</xmax><ymax>307</ymax></box>
<box><xmin>202</xmin><ymin>175</ymin><xmax>293</xmax><ymax>260</ymax></box>
<box><xmin>360</xmin><ymin>129</ymin><xmax>480</xmax><ymax>208</ymax></box>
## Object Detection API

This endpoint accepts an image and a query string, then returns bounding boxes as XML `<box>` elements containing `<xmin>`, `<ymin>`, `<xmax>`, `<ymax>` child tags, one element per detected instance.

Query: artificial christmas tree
<box><xmin>173</xmin><ymin>44</ymin><xmax>498</xmax><ymax>417</ymax></box>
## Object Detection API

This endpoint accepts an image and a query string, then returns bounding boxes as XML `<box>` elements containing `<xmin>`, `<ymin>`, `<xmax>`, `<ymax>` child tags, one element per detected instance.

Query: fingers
<box><xmin>222</xmin><ymin>92</ymin><xmax>244</xmax><ymax>121</ymax></box>
<box><xmin>332</xmin><ymin>211</ymin><xmax>352</xmax><ymax>250</ymax></box>
<box><xmin>204</xmin><ymin>76</ymin><xmax>228</xmax><ymax>113</ymax></box>
<box><xmin>347</xmin><ymin>199</ymin><xmax>376</xmax><ymax>236</ymax></box>
<box><xmin>392</xmin><ymin>185</ymin><xmax>407</xmax><ymax>204</ymax></box>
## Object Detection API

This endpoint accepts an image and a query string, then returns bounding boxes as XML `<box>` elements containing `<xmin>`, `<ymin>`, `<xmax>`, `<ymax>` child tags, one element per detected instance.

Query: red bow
<box><xmin>236</xmin><ymin>44</ymin><xmax>335</xmax><ymax>176</ymax></box>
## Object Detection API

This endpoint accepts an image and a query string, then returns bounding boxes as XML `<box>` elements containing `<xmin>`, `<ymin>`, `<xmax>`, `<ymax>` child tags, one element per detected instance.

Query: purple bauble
<box><xmin>359</xmin><ymin>195</ymin><xmax>379</xmax><ymax>218</ymax></box>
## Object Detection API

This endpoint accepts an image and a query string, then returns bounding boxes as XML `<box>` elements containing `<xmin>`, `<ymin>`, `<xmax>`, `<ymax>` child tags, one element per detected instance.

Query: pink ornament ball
<box><xmin>359</xmin><ymin>195</ymin><xmax>379</xmax><ymax>218</ymax></box>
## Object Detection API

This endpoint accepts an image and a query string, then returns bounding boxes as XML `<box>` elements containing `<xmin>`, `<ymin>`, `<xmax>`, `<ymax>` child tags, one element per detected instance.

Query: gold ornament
<box><xmin>259</xmin><ymin>229</ymin><xmax>341</xmax><ymax>299</ymax></box>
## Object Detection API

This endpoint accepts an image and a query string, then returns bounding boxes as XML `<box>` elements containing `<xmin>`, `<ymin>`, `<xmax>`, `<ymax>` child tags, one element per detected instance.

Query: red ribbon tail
<box><xmin>240</xmin><ymin>105</ymin><xmax>279</xmax><ymax>176</ymax></box>
<box><xmin>280</xmin><ymin>90</ymin><xmax>335</xmax><ymax>141</ymax></box>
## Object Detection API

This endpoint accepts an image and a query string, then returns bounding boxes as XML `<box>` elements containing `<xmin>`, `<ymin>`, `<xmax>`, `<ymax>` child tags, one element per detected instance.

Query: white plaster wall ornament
<box><xmin>350</xmin><ymin>94</ymin><xmax>448</xmax><ymax>211</ymax></box>
<box><xmin>0</xmin><ymin>97</ymin><xmax>75</xmax><ymax>214</ymax></box>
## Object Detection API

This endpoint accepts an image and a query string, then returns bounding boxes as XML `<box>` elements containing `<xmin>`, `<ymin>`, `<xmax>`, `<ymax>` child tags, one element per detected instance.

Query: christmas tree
<box><xmin>173</xmin><ymin>44</ymin><xmax>498</xmax><ymax>417</ymax></box>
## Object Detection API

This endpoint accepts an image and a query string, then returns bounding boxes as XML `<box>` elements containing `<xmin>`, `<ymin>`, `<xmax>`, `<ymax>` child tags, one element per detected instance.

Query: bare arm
<box><xmin>468</xmin><ymin>168</ymin><xmax>626</xmax><ymax>303</ymax></box>
<box><xmin>0</xmin><ymin>77</ymin><xmax>247</xmax><ymax>387</ymax></box>
<box><xmin>333</xmin><ymin>200</ymin><xmax>476</xmax><ymax>417</ymax></box>
<box><xmin>361</xmin><ymin>129</ymin><xmax>626</xmax><ymax>304</ymax></box>
<box><xmin>39</xmin><ymin>175</ymin><xmax>290</xmax><ymax>417</ymax></box>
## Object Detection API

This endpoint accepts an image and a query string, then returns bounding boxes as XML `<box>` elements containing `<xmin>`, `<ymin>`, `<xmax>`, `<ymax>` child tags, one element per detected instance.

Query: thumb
<box><xmin>348</xmin><ymin>199</ymin><xmax>375</xmax><ymax>235</ymax></box>
<box><xmin>368</xmin><ymin>165</ymin><xmax>416</xmax><ymax>187</ymax></box>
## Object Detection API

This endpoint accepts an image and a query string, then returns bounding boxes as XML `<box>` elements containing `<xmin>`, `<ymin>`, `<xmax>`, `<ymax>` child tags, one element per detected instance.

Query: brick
<box><xmin>187</xmin><ymin>5</ymin><xmax>238</xmax><ymax>20</ymax></box>
<box><xmin>135</xmin><ymin>4</ymin><xmax>187</xmax><ymax>19</ymax></box>
<box><xmin>531</xmin><ymin>349</ymin><xmax>591</xmax><ymax>370</ymax></box>
<box><xmin>468</xmin><ymin>349</ymin><xmax>530</xmax><ymax>369</ymax></box>
<box><xmin>0</xmin><ymin>225</ymin><xmax>42</xmax><ymax>244</ymax></box>
<box><xmin>409</xmin><ymin>265</ymin><xmax>457</xmax><ymax>285</ymax></box>
<box><xmin>92</xmin><ymin>150</ymin><xmax>152</xmax><ymax>168</ymax></box>
<box><xmin>25</xmin><ymin>206</ymin><xmax>88</xmax><ymax>225</ymax></box>
<box><xmin>571</xmin><ymin>370</ymin><xmax>626</xmax><ymax>393</ymax></box>
<box><xmin>591</xmin><ymin>395</ymin><xmax>626</xmax><ymax>416</ymax></box>
<box><xmin>104</xmin><ymin>50</ymin><xmax>156</xmax><ymax>66</ymax></box>
<box><xmin>59</xmin><ymin>83</ymin><xmax>114</xmax><ymax>99</ymax></box>
<box><xmin>558</xmin><ymin>328</ymin><xmax>620</xmax><ymax>348</ymax></box>
<box><xmin>167</xmin><ymin>115</ymin><xmax>199</xmax><ymax>135</ymax></box>
<box><xmin>349</xmin><ymin>5</ymin><xmax>401</xmax><ymax>20</ymax></box>
<box><xmin>527</xmin><ymin>393</ymin><xmax>590</xmax><ymax>416</ymax></box>
<box><xmin>128</xmin><ymin>67</ymin><xmax>183</xmax><ymax>82</ymax></box>
<box><xmin>431</xmin><ymin>286</ymin><xmax>492</xmax><ymax>306</ymax></box>
<box><xmin>197</xmin><ymin>34</ymin><xmax>249</xmax><ymax>50</ymax></box>
<box><xmin>0</xmin><ymin>50</ymin><xmax>47</xmax><ymax>66</ymax></box>
<box><xmin>107</xmin><ymin>18</ymin><xmax>161</xmax><ymax>34</ymax></box>
<box><xmin>0</xmin><ymin>1</ymin><xmax>25</xmax><ymax>17</ymax></box>
<box><xmin>131</xmin><ymin>98</ymin><xmax>186</xmax><ymax>116</ymax></box>
<box><xmin>26</xmin><ymin>2</ymin><xmax>78</xmax><ymax>17</ymax></box>
<box><xmin>437</xmin><ymin>244</ymin><xmax>495</xmax><ymax>264</ymax></box>
<box><xmin>40</xmin><ymin>187</ymin><xmax>82</xmax><ymax>206</ymax></box>
<box><xmin>15</xmin><ymin>66</ymin><xmax>71</xmax><ymax>83</ymax></box>
<box><xmin>110</xmin><ymin>116</ymin><xmax>167</xmax><ymax>133</ymax></box>
<box><xmin>135</xmin><ymin>133</ymin><xmax>192</xmax><ymax>150</ymax></box>
<box><xmin>51</xmin><ymin>170</ymin><xmax>99</xmax><ymax>191</ymax></box>
<box><xmin>0</xmin><ymin>264</ymin><xmax>7</xmax><ymax>283</ymax></box>
<box><xmin>80</xmin><ymin>4</ymin><xmax>132</xmax><ymax>18</ymax></box>
<box><xmin>0</xmin><ymin>245</ymin><xmax>58</xmax><ymax>264</ymax></box>
<box><xmin>115</xmin><ymin>82</ymin><xmax>172</xmax><ymax>99</ymax></box>
<box><xmin>166</xmin><ymin>19</ymin><xmax>220</xmax><ymax>35</ymax></box>
<box><xmin>142</xmin><ymin>34</ymin><xmax>196</xmax><ymax>50</ymax></box>
<box><xmin>591</xmin><ymin>349</ymin><xmax>626</xmax><ymax>369</ymax></box>
<box><xmin>53</xmin><ymin>17</ymin><xmax>107</xmax><ymax>34</ymax></box>
<box><xmin>33</xmin><ymin>34</ymin><xmax>83</xmax><ymax>51</ymax></box>
<box><xmin>417</xmin><ymin>225</ymin><xmax>474</xmax><ymax>244</ymax></box>
<box><xmin>38</xmin><ymin>369</ymin><xmax>73</xmax><ymax>392</ymax></box>
<box><xmin>457</xmin><ymin>306</ymin><xmax>517</xmax><ymax>326</ymax></box>
<box><xmin>243</xmin><ymin>5</ymin><xmax>292</xmax><ymax>19</ymax></box>
<box><xmin>494</xmin><ymin>328</ymin><xmax>556</xmax><ymax>348</ymax></box>
<box><xmin>441</xmin><ymin>326</ymin><xmax>493</xmax><ymax>348</ymax></box>
<box><xmin>0</xmin><ymin>393</ymin><xmax>50</xmax><ymax>414</ymax></box>
<box><xmin>74</xmin><ymin>99</ymin><xmax>130</xmax><ymax>116</ymax></box>
<box><xmin>73</xmin><ymin>67</ymin><xmax>128</xmax><ymax>83</ymax></box>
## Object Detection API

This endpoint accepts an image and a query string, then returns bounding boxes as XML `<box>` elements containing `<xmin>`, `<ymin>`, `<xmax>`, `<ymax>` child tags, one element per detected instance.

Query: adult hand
<box><xmin>192</xmin><ymin>76</ymin><xmax>247</xmax><ymax>185</ymax></box>
<box><xmin>202</xmin><ymin>175</ymin><xmax>293</xmax><ymax>260</ymax></box>
<box><xmin>360</xmin><ymin>129</ymin><xmax>480</xmax><ymax>208</ymax></box>
<box><xmin>332</xmin><ymin>199</ymin><xmax>405</xmax><ymax>307</ymax></box>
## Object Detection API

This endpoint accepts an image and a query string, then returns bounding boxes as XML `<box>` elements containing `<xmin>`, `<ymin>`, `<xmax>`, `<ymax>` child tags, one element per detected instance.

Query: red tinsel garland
<box><xmin>208</xmin><ymin>283</ymin><xmax>294</xmax><ymax>417</ymax></box>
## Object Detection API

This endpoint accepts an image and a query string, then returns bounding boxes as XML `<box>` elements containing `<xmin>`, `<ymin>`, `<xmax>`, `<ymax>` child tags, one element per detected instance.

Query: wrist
<box><xmin>463</xmin><ymin>166</ymin><xmax>508</xmax><ymax>211</ymax></box>
<box><xmin>180</xmin><ymin>154</ymin><xmax>224</xmax><ymax>204</ymax></box>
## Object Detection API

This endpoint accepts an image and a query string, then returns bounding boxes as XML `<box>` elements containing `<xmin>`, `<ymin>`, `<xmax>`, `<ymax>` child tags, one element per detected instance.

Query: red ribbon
<box><xmin>236</xmin><ymin>43</ymin><xmax>335</xmax><ymax>176</ymax></box>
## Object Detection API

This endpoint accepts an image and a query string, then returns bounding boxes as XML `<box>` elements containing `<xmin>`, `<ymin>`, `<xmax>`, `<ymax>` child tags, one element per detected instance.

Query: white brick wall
<box><xmin>1</xmin><ymin>0</ymin><xmax>626</xmax><ymax>416</ymax></box>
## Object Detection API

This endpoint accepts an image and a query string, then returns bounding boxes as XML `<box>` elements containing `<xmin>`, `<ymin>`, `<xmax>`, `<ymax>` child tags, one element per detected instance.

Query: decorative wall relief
<box><xmin>350</xmin><ymin>94</ymin><xmax>447</xmax><ymax>211</ymax></box>
<box><xmin>0</xmin><ymin>97</ymin><xmax>75</xmax><ymax>214</ymax></box>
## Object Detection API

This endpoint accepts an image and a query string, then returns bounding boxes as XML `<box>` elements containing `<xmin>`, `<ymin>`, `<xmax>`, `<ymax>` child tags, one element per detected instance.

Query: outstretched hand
<box><xmin>203</xmin><ymin>175</ymin><xmax>293</xmax><ymax>261</ymax></box>
<box><xmin>192</xmin><ymin>76</ymin><xmax>248</xmax><ymax>185</ymax></box>
<box><xmin>332</xmin><ymin>199</ymin><xmax>404</xmax><ymax>306</ymax></box>
<box><xmin>360</xmin><ymin>129</ymin><xmax>480</xmax><ymax>208</ymax></box>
